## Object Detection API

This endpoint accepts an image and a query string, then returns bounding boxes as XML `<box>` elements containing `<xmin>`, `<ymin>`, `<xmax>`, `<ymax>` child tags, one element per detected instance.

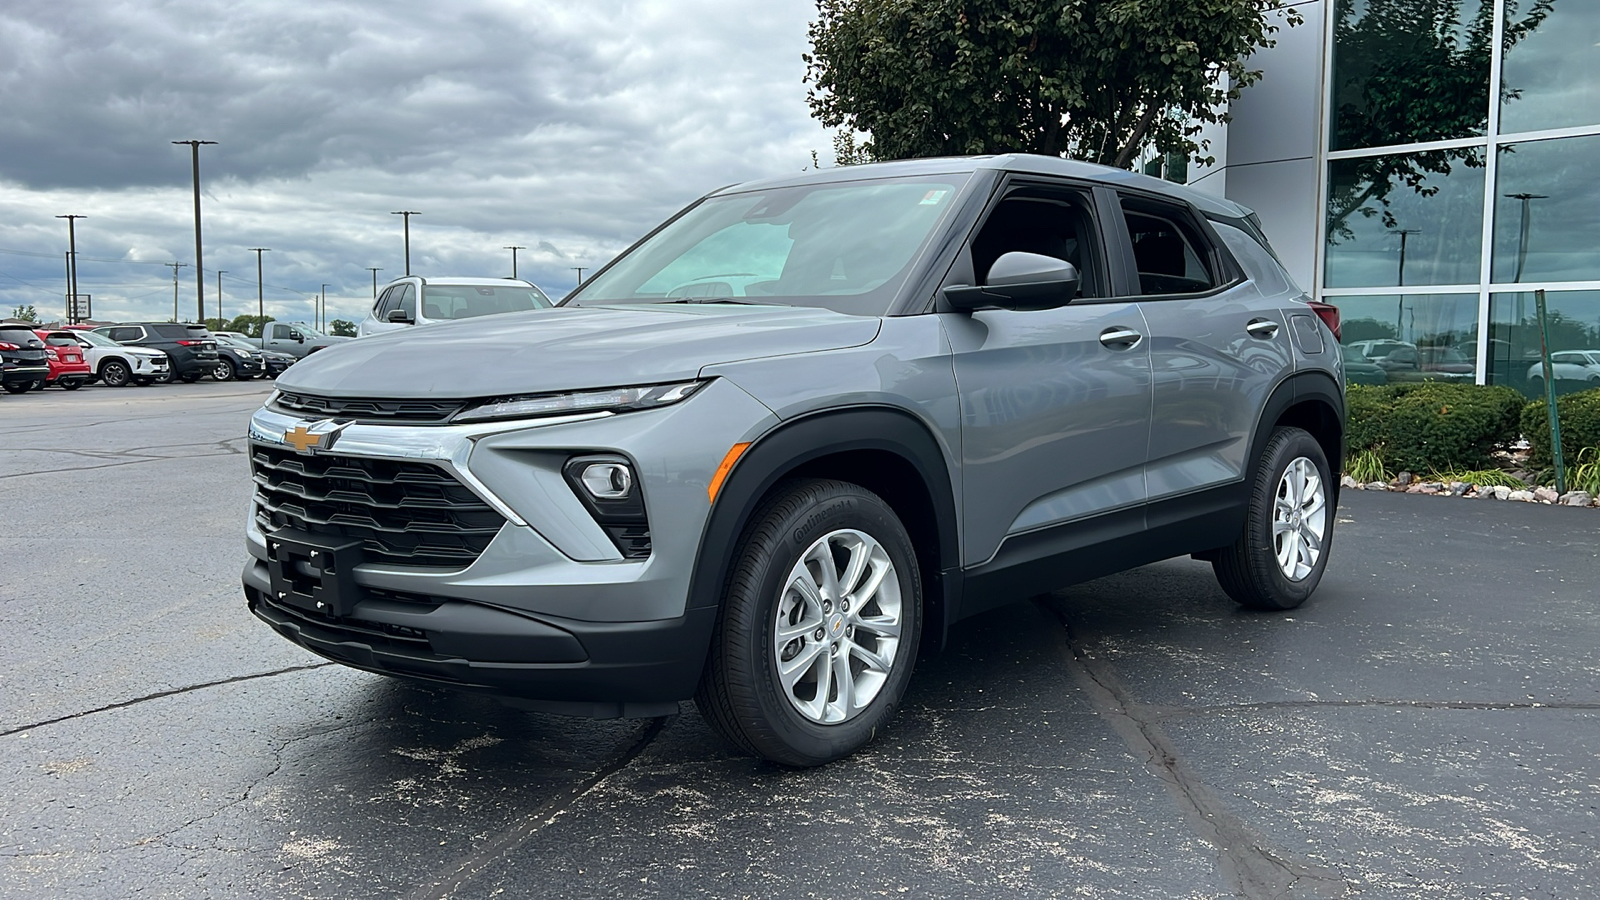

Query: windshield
<box><xmin>75</xmin><ymin>330</ymin><xmax>119</xmax><ymax>348</ymax></box>
<box><xmin>420</xmin><ymin>284</ymin><xmax>553</xmax><ymax>320</ymax></box>
<box><xmin>566</xmin><ymin>174</ymin><xmax>970</xmax><ymax>315</ymax></box>
<box><xmin>215</xmin><ymin>336</ymin><xmax>253</xmax><ymax>349</ymax></box>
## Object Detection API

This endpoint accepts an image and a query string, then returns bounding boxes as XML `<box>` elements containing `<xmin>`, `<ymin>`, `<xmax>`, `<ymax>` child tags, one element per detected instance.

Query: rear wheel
<box><xmin>100</xmin><ymin>359</ymin><xmax>132</xmax><ymax>387</ymax></box>
<box><xmin>696</xmin><ymin>479</ymin><xmax>921</xmax><ymax>766</ymax></box>
<box><xmin>1212</xmin><ymin>427</ymin><xmax>1334</xmax><ymax>610</ymax></box>
<box><xmin>61</xmin><ymin>378</ymin><xmax>82</xmax><ymax>391</ymax></box>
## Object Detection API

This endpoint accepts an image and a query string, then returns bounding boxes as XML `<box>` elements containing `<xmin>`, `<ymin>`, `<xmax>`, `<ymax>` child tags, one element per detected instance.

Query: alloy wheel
<box><xmin>1272</xmin><ymin>456</ymin><xmax>1327</xmax><ymax>581</ymax></box>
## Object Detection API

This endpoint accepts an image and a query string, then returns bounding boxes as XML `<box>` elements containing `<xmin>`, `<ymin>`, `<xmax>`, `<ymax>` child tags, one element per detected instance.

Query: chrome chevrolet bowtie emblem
<box><xmin>283</xmin><ymin>420</ymin><xmax>352</xmax><ymax>454</ymax></box>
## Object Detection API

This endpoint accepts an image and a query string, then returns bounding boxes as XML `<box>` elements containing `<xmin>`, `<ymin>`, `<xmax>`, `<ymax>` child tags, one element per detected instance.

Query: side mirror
<box><xmin>943</xmin><ymin>252</ymin><xmax>1080</xmax><ymax>312</ymax></box>
<box><xmin>290</xmin><ymin>331</ymin><xmax>305</xmax><ymax>342</ymax></box>
<box><xmin>385</xmin><ymin>309</ymin><xmax>413</xmax><ymax>324</ymax></box>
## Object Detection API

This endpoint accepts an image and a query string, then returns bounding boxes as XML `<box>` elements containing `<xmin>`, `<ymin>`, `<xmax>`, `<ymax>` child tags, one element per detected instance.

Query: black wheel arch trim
<box><xmin>686</xmin><ymin>405</ymin><xmax>962</xmax><ymax>646</ymax></box>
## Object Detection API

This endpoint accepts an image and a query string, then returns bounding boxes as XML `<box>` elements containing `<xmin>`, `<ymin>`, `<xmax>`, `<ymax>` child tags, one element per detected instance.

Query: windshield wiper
<box><xmin>656</xmin><ymin>297</ymin><xmax>776</xmax><ymax>306</ymax></box>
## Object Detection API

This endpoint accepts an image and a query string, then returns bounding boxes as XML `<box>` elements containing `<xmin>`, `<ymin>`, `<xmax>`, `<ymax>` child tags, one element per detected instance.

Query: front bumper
<box><xmin>242</xmin><ymin>378</ymin><xmax>778</xmax><ymax>712</ymax></box>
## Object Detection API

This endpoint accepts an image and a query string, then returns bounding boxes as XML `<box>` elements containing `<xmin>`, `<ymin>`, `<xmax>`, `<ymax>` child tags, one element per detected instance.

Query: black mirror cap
<box><xmin>944</xmin><ymin>252</ymin><xmax>1080</xmax><ymax>311</ymax></box>
<box><xmin>385</xmin><ymin>309</ymin><xmax>413</xmax><ymax>324</ymax></box>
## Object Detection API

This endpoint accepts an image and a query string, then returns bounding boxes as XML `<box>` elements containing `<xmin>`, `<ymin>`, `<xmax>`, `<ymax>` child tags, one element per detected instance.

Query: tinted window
<box><xmin>270</xmin><ymin>324</ymin><xmax>291</xmax><ymax>340</ymax></box>
<box><xmin>0</xmin><ymin>327</ymin><xmax>41</xmax><ymax>346</ymax></box>
<box><xmin>104</xmin><ymin>327</ymin><xmax>142</xmax><ymax>343</ymax></box>
<box><xmin>396</xmin><ymin>285</ymin><xmax>416</xmax><ymax>318</ymax></box>
<box><xmin>420</xmin><ymin>284</ymin><xmax>554</xmax><ymax>320</ymax></box>
<box><xmin>43</xmin><ymin>334</ymin><xmax>79</xmax><ymax>347</ymax></box>
<box><xmin>375</xmin><ymin>286</ymin><xmax>399</xmax><ymax>316</ymax></box>
<box><xmin>1119</xmin><ymin>199</ymin><xmax>1217</xmax><ymax>296</ymax></box>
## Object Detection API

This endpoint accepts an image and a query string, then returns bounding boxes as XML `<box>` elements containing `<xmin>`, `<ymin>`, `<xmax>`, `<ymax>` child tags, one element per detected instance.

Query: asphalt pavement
<box><xmin>2</xmin><ymin>380</ymin><xmax>1597</xmax><ymax>899</ymax></box>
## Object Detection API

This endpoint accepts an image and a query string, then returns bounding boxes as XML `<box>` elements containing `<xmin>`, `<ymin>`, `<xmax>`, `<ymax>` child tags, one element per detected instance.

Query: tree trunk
<box><xmin>1113</xmin><ymin>101</ymin><xmax>1162</xmax><ymax>170</ymax></box>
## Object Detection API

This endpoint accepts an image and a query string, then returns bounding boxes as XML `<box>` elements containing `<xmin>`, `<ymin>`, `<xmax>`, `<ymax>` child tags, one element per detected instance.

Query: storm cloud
<box><xmin>0</xmin><ymin>0</ymin><xmax>833</xmax><ymax>323</ymax></box>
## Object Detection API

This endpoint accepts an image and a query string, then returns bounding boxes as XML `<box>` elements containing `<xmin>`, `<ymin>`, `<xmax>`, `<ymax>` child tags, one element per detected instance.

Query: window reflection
<box><xmin>1488</xmin><ymin>290</ymin><xmax>1600</xmax><ymax>396</ymax></box>
<box><xmin>1492</xmin><ymin>135</ymin><xmax>1600</xmax><ymax>284</ymax></box>
<box><xmin>1330</xmin><ymin>293</ymin><xmax>1480</xmax><ymax>383</ymax></box>
<box><xmin>1325</xmin><ymin>148</ymin><xmax>1484</xmax><ymax>288</ymax></box>
<box><xmin>1329</xmin><ymin>0</ymin><xmax>1491</xmax><ymax>151</ymax></box>
<box><xmin>1500</xmin><ymin>0</ymin><xmax>1599</xmax><ymax>134</ymax></box>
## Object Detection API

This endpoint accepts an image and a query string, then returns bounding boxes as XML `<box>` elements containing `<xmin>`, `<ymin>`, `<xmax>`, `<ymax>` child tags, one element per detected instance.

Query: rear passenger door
<box><xmin>1111</xmin><ymin>192</ymin><xmax>1294</xmax><ymax>505</ymax></box>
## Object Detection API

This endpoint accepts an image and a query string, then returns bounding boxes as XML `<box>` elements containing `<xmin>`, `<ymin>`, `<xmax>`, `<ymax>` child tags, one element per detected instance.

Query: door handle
<box><xmin>1099</xmin><ymin>327</ymin><xmax>1143</xmax><ymax>348</ymax></box>
<box><xmin>1246</xmin><ymin>318</ymin><xmax>1280</xmax><ymax>339</ymax></box>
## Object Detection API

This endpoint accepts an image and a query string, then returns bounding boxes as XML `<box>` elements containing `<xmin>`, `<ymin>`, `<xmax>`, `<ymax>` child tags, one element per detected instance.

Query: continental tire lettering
<box><xmin>791</xmin><ymin>499</ymin><xmax>857</xmax><ymax>544</ymax></box>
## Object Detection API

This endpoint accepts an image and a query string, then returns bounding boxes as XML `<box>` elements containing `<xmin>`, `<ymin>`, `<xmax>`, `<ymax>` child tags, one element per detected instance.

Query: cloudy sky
<box><xmin>0</xmin><ymin>0</ymin><xmax>834</xmax><ymax>326</ymax></box>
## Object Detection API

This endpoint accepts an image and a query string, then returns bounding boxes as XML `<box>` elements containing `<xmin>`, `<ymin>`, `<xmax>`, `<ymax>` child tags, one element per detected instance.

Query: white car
<box><xmin>70</xmin><ymin>329</ymin><xmax>171</xmax><ymax>387</ymax></box>
<box><xmin>357</xmin><ymin>276</ymin><xmax>554</xmax><ymax>336</ymax></box>
<box><xmin>1527</xmin><ymin>350</ymin><xmax>1600</xmax><ymax>386</ymax></box>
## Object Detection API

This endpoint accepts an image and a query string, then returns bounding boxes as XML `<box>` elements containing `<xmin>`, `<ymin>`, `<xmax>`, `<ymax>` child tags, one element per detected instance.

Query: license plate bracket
<box><xmin>264</xmin><ymin>528</ymin><xmax>364</xmax><ymax>618</ymax></box>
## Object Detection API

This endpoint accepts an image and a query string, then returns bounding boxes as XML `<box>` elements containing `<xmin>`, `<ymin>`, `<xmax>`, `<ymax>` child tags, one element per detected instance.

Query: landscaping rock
<box><xmin>1396</xmin><ymin>471</ymin><xmax>1415</xmax><ymax>486</ymax></box>
<box><xmin>1365</xmin><ymin>482</ymin><xmax>1388</xmax><ymax>492</ymax></box>
<box><xmin>1476</xmin><ymin>489</ymin><xmax>1498</xmax><ymax>499</ymax></box>
<box><xmin>1449</xmin><ymin>482</ymin><xmax>1469</xmax><ymax>496</ymax></box>
<box><xmin>1340</xmin><ymin>475</ymin><xmax>1359</xmax><ymax>489</ymax></box>
<box><xmin>1509</xmin><ymin>490</ymin><xmax>1536</xmax><ymax>502</ymax></box>
<box><xmin>1561</xmin><ymin>491</ymin><xmax>1594</xmax><ymax>507</ymax></box>
<box><xmin>1418</xmin><ymin>484</ymin><xmax>1440</xmax><ymax>494</ymax></box>
<box><xmin>1494</xmin><ymin>486</ymin><xmax>1512</xmax><ymax>500</ymax></box>
<box><xmin>1533</xmin><ymin>487</ymin><xmax>1559</xmax><ymax>504</ymax></box>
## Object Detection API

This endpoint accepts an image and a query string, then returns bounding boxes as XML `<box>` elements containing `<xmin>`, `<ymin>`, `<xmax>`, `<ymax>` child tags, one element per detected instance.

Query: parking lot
<box><xmin>3</xmin><ymin>381</ymin><xmax>1598</xmax><ymax>899</ymax></box>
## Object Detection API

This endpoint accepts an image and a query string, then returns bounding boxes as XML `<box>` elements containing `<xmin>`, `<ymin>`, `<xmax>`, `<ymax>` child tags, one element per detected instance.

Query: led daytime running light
<box><xmin>453</xmin><ymin>380</ymin><xmax>705</xmax><ymax>423</ymax></box>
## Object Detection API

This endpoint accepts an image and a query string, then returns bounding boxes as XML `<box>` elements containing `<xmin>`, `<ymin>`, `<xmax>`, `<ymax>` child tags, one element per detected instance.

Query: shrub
<box><xmin>1347</xmin><ymin>382</ymin><xmax>1523</xmax><ymax>474</ymax></box>
<box><xmin>1520</xmin><ymin>387</ymin><xmax>1600</xmax><ymax>468</ymax></box>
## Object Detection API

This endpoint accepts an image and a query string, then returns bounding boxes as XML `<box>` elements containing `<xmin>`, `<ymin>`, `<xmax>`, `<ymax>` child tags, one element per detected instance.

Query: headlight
<box><xmin>452</xmin><ymin>380</ymin><xmax>705</xmax><ymax>424</ymax></box>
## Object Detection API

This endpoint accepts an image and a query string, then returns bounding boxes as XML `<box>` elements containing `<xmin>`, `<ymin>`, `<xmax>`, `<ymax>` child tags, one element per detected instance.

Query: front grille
<box><xmin>254</xmin><ymin>586</ymin><xmax>438</xmax><ymax>650</ymax></box>
<box><xmin>272</xmin><ymin>390</ymin><xmax>466</xmax><ymax>424</ymax></box>
<box><xmin>251</xmin><ymin>444</ymin><xmax>505</xmax><ymax>569</ymax></box>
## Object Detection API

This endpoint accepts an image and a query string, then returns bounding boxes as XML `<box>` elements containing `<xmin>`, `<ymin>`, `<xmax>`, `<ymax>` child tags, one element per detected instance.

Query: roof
<box><xmin>381</xmin><ymin>276</ymin><xmax>535</xmax><ymax>287</ymax></box>
<box><xmin>711</xmin><ymin>153</ymin><xmax>1251</xmax><ymax>219</ymax></box>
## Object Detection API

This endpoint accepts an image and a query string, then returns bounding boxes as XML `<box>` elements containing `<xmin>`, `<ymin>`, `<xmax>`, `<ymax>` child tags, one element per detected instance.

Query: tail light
<box><xmin>1307</xmin><ymin>300</ymin><xmax>1341</xmax><ymax>341</ymax></box>
<box><xmin>176</xmin><ymin>339</ymin><xmax>201</xmax><ymax>346</ymax></box>
<box><xmin>0</xmin><ymin>342</ymin><xmax>18</xmax><ymax>350</ymax></box>
<box><xmin>46</xmin><ymin>348</ymin><xmax>59</xmax><ymax>360</ymax></box>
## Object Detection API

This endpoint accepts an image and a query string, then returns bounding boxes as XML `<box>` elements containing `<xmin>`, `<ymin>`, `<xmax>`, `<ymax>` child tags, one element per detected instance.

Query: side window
<box><xmin>106</xmin><ymin>327</ymin><xmax>139</xmax><ymax>343</ymax></box>
<box><xmin>967</xmin><ymin>189</ymin><xmax>1103</xmax><ymax>298</ymax></box>
<box><xmin>270</xmin><ymin>324</ymin><xmax>289</xmax><ymax>340</ymax></box>
<box><xmin>1119</xmin><ymin>198</ymin><xmax>1218</xmax><ymax>296</ymax></box>
<box><xmin>374</xmin><ymin>287</ymin><xmax>398</xmax><ymax>316</ymax></box>
<box><xmin>397</xmin><ymin>284</ymin><xmax>417</xmax><ymax>318</ymax></box>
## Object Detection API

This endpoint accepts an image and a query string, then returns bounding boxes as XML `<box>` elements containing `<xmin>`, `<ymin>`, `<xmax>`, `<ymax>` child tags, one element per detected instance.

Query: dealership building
<box><xmin>1189</xmin><ymin>0</ymin><xmax>1599</xmax><ymax>394</ymax></box>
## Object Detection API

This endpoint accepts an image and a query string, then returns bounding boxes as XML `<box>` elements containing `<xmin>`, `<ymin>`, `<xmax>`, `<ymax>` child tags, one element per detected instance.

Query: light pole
<box><xmin>216</xmin><ymin>270</ymin><xmax>227</xmax><ymax>325</ymax></box>
<box><xmin>391</xmin><ymin>211</ymin><xmax>420</xmax><ymax>275</ymax></box>
<box><xmin>367</xmin><ymin>267</ymin><xmax>382</xmax><ymax>298</ymax></box>
<box><xmin>165</xmin><ymin>262</ymin><xmax>189</xmax><ymax>322</ymax></box>
<box><xmin>172</xmin><ymin>140</ymin><xmax>217</xmax><ymax>323</ymax></box>
<box><xmin>1506</xmin><ymin>192</ymin><xmax>1548</xmax><ymax>284</ymax></box>
<box><xmin>320</xmin><ymin>283</ymin><xmax>330</xmax><ymax>331</ymax></box>
<box><xmin>250</xmin><ymin>248</ymin><xmax>271</xmax><ymax>325</ymax></box>
<box><xmin>1387</xmin><ymin>228</ymin><xmax>1420</xmax><ymax>340</ymax></box>
<box><xmin>572</xmin><ymin>266</ymin><xmax>586</xmax><ymax>287</ymax></box>
<box><xmin>505</xmin><ymin>245</ymin><xmax>525</xmax><ymax>280</ymax></box>
<box><xmin>56</xmin><ymin>214</ymin><xmax>86</xmax><ymax>322</ymax></box>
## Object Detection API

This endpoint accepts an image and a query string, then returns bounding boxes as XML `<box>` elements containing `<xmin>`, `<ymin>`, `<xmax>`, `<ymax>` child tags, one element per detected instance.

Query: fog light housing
<box><xmin>579</xmin><ymin>462</ymin><xmax>633</xmax><ymax>500</ymax></box>
<box><xmin>563</xmin><ymin>454</ymin><xmax>651</xmax><ymax>558</ymax></box>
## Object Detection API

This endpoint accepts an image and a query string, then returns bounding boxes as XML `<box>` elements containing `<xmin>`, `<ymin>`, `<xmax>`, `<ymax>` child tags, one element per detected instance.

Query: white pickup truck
<box><xmin>223</xmin><ymin>322</ymin><xmax>350</xmax><ymax>359</ymax></box>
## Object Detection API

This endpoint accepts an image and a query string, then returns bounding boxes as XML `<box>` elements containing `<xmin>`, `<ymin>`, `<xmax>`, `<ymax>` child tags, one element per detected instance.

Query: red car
<box><xmin>34</xmin><ymin>330</ymin><xmax>92</xmax><ymax>390</ymax></box>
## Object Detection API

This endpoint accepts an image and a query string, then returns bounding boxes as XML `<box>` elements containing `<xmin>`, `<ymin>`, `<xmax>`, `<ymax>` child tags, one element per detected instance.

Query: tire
<box><xmin>180</xmin><ymin>372</ymin><xmax>201</xmax><ymax>383</ymax></box>
<box><xmin>100</xmin><ymin>359</ymin><xmax>132</xmax><ymax>387</ymax></box>
<box><xmin>213</xmin><ymin>359</ymin><xmax>236</xmax><ymax>381</ymax></box>
<box><xmin>28</xmin><ymin>380</ymin><xmax>45</xmax><ymax>391</ymax></box>
<box><xmin>61</xmin><ymin>379</ymin><xmax>82</xmax><ymax>391</ymax></box>
<box><xmin>1213</xmin><ymin>427</ymin><xmax>1334</xmax><ymax>611</ymax></box>
<box><xmin>3</xmin><ymin>382</ymin><xmax>29</xmax><ymax>394</ymax></box>
<box><xmin>695</xmin><ymin>478</ymin><xmax>922</xmax><ymax>767</ymax></box>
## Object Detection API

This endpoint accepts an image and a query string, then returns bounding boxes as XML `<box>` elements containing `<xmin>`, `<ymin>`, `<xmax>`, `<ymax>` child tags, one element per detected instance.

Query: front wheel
<box><xmin>3</xmin><ymin>381</ymin><xmax>29</xmax><ymax>394</ymax></box>
<box><xmin>180</xmin><ymin>372</ymin><xmax>201</xmax><ymax>383</ymax></box>
<box><xmin>696</xmin><ymin>479</ymin><xmax>922</xmax><ymax>766</ymax></box>
<box><xmin>1212</xmin><ymin>427</ymin><xmax>1334</xmax><ymax>610</ymax></box>
<box><xmin>212</xmin><ymin>359</ymin><xmax>236</xmax><ymax>381</ymax></box>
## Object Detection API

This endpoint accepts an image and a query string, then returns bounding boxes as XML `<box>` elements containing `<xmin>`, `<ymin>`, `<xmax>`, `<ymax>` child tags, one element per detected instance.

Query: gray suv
<box><xmin>244</xmin><ymin>155</ymin><xmax>1345</xmax><ymax>766</ymax></box>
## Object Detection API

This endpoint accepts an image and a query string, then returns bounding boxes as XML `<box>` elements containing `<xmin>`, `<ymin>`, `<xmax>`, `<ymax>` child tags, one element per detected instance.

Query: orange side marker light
<box><xmin>708</xmin><ymin>442</ymin><xmax>752</xmax><ymax>503</ymax></box>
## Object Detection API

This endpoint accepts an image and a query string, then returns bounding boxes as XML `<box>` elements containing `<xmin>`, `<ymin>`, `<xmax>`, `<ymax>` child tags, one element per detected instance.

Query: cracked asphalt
<box><xmin>2</xmin><ymin>380</ymin><xmax>1598</xmax><ymax>898</ymax></box>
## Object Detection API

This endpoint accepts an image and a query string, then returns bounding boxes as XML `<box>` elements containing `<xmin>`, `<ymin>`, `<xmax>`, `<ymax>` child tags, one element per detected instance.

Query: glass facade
<box><xmin>1321</xmin><ymin>0</ymin><xmax>1600</xmax><ymax>392</ymax></box>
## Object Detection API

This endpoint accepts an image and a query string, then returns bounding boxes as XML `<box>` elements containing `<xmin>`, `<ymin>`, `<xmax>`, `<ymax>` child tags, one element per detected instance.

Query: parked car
<box><xmin>1374</xmin><ymin>345</ymin><xmax>1475</xmax><ymax>382</ymax></box>
<box><xmin>33</xmin><ymin>330</ymin><xmax>92</xmax><ymax>390</ymax></box>
<box><xmin>238</xmin><ymin>322</ymin><xmax>351</xmax><ymax>358</ymax></box>
<box><xmin>67</xmin><ymin>328</ymin><xmax>171</xmax><ymax>386</ymax></box>
<box><xmin>1348</xmin><ymin>339</ymin><xmax>1414</xmax><ymax>362</ymax></box>
<box><xmin>245</xmin><ymin>154</ymin><xmax>1345</xmax><ymax>766</ymax></box>
<box><xmin>357</xmin><ymin>277</ymin><xmax>553</xmax><ymax>336</ymax></box>
<box><xmin>93</xmin><ymin>323</ymin><xmax>219</xmax><ymax>383</ymax></box>
<box><xmin>215</xmin><ymin>335</ymin><xmax>293</xmax><ymax>378</ymax></box>
<box><xmin>1341</xmin><ymin>344</ymin><xmax>1388</xmax><ymax>386</ymax></box>
<box><xmin>208</xmin><ymin>338</ymin><xmax>266</xmax><ymax>381</ymax></box>
<box><xmin>1526</xmin><ymin>350</ymin><xmax>1600</xmax><ymax>387</ymax></box>
<box><xmin>0</xmin><ymin>322</ymin><xmax>50</xmax><ymax>393</ymax></box>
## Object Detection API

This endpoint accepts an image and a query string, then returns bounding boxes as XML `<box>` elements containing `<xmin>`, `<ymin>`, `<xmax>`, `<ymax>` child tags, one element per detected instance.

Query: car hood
<box><xmin>273</xmin><ymin>304</ymin><xmax>882</xmax><ymax>398</ymax></box>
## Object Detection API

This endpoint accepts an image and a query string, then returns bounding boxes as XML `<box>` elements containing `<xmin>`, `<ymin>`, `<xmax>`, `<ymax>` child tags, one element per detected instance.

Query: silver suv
<box><xmin>244</xmin><ymin>155</ymin><xmax>1345</xmax><ymax>766</ymax></box>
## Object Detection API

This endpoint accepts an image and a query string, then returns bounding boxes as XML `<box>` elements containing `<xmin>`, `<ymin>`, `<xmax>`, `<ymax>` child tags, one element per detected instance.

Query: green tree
<box><xmin>224</xmin><ymin>314</ymin><xmax>274</xmax><ymax>338</ymax></box>
<box><xmin>328</xmin><ymin>319</ymin><xmax>358</xmax><ymax>337</ymax></box>
<box><xmin>10</xmin><ymin>304</ymin><xmax>39</xmax><ymax>323</ymax></box>
<box><xmin>805</xmin><ymin>0</ymin><xmax>1299</xmax><ymax>168</ymax></box>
